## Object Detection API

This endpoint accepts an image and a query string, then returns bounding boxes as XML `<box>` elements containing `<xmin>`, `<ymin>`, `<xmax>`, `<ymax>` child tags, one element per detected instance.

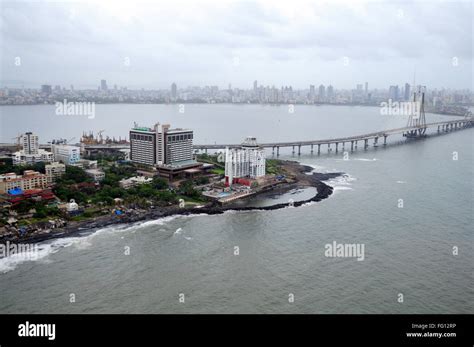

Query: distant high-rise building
<box><xmin>389</xmin><ymin>85</ymin><xmax>399</xmax><ymax>100</ymax></box>
<box><xmin>100</xmin><ymin>79</ymin><xmax>108</xmax><ymax>91</ymax></box>
<box><xmin>171</xmin><ymin>83</ymin><xmax>177</xmax><ymax>100</ymax></box>
<box><xmin>253</xmin><ymin>80</ymin><xmax>258</xmax><ymax>92</ymax></box>
<box><xmin>309</xmin><ymin>85</ymin><xmax>315</xmax><ymax>101</ymax></box>
<box><xmin>356</xmin><ymin>84</ymin><xmax>363</xmax><ymax>92</ymax></box>
<box><xmin>318</xmin><ymin>84</ymin><xmax>326</xmax><ymax>102</ymax></box>
<box><xmin>404</xmin><ymin>83</ymin><xmax>411</xmax><ymax>101</ymax></box>
<box><xmin>364</xmin><ymin>82</ymin><xmax>368</xmax><ymax>94</ymax></box>
<box><xmin>327</xmin><ymin>85</ymin><xmax>334</xmax><ymax>102</ymax></box>
<box><xmin>41</xmin><ymin>85</ymin><xmax>52</xmax><ymax>95</ymax></box>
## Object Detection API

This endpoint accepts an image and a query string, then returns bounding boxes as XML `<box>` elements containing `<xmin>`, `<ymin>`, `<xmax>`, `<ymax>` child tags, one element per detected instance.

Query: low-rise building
<box><xmin>12</xmin><ymin>149</ymin><xmax>54</xmax><ymax>165</ymax></box>
<box><xmin>70</xmin><ymin>159</ymin><xmax>98</xmax><ymax>169</ymax></box>
<box><xmin>119</xmin><ymin>176</ymin><xmax>153</xmax><ymax>189</ymax></box>
<box><xmin>85</xmin><ymin>169</ymin><xmax>105</xmax><ymax>182</ymax></box>
<box><xmin>0</xmin><ymin>170</ymin><xmax>48</xmax><ymax>193</ymax></box>
<box><xmin>52</xmin><ymin>144</ymin><xmax>81</xmax><ymax>165</ymax></box>
<box><xmin>45</xmin><ymin>162</ymin><xmax>66</xmax><ymax>183</ymax></box>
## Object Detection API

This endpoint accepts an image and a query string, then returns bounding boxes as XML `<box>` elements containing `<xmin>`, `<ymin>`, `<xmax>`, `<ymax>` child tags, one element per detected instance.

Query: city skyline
<box><xmin>3</xmin><ymin>78</ymin><xmax>473</xmax><ymax>92</ymax></box>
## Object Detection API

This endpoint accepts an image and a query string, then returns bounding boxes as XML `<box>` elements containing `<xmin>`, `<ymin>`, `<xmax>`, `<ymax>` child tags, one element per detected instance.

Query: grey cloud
<box><xmin>0</xmin><ymin>0</ymin><xmax>472</xmax><ymax>89</ymax></box>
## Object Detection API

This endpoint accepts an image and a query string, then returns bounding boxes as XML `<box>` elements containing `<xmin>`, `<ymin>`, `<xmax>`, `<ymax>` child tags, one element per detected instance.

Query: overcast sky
<box><xmin>0</xmin><ymin>0</ymin><xmax>472</xmax><ymax>90</ymax></box>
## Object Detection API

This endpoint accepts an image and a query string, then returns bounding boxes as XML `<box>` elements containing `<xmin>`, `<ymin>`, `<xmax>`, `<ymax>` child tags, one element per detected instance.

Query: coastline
<box><xmin>1</xmin><ymin>161</ymin><xmax>343</xmax><ymax>245</ymax></box>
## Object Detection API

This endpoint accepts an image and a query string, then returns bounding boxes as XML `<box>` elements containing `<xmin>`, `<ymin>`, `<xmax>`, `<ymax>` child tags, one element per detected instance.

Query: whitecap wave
<box><xmin>303</xmin><ymin>163</ymin><xmax>339</xmax><ymax>174</ymax></box>
<box><xmin>0</xmin><ymin>213</ymin><xmax>208</xmax><ymax>274</ymax></box>
<box><xmin>354</xmin><ymin>158</ymin><xmax>377</xmax><ymax>162</ymax></box>
<box><xmin>0</xmin><ymin>237</ymin><xmax>85</xmax><ymax>274</ymax></box>
<box><xmin>323</xmin><ymin>173</ymin><xmax>356</xmax><ymax>194</ymax></box>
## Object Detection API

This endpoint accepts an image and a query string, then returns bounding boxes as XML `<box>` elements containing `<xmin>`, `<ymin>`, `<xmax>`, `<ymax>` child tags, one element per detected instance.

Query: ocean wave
<box><xmin>302</xmin><ymin>163</ymin><xmax>355</xmax><ymax>194</ymax></box>
<box><xmin>0</xmin><ymin>237</ymin><xmax>85</xmax><ymax>274</ymax></box>
<box><xmin>332</xmin><ymin>158</ymin><xmax>377</xmax><ymax>162</ymax></box>
<box><xmin>0</xmin><ymin>214</ymin><xmax>208</xmax><ymax>274</ymax></box>
<box><xmin>323</xmin><ymin>173</ymin><xmax>356</xmax><ymax>193</ymax></box>
<box><xmin>354</xmin><ymin>158</ymin><xmax>377</xmax><ymax>162</ymax></box>
<box><xmin>303</xmin><ymin>163</ymin><xmax>339</xmax><ymax>174</ymax></box>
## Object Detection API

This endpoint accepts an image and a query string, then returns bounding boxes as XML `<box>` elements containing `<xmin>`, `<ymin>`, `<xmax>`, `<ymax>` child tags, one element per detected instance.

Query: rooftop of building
<box><xmin>120</xmin><ymin>176</ymin><xmax>152</xmax><ymax>182</ymax></box>
<box><xmin>46</xmin><ymin>162</ymin><xmax>66</xmax><ymax>167</ymax></box>
<box><xmin>131</xmin><ymin>126</ymin><xmax>153</xmax><ymax>132</ymax></box>
<box><xmin>85</xmin><ymin>168</ymin><xmax>105</xmax><ymax>174</ymax></box>
<box><xmin>0</xmin><ymin>170</ymin><xmax>45</xmax><ymax>181</ymax></box>
<box><xmin>166</xmin><ymin>128</ymin><xmax>193</xmax><ymax>134</ymax></box>
<box><xmin>241</xmin><ymin>136</ymin><xmax>260</xmax><ymax>147</ymax></box>
<box><xmin>158</xmin><ymin>159</ymin><xmax>201</xmax><ymax>170</ymax></box>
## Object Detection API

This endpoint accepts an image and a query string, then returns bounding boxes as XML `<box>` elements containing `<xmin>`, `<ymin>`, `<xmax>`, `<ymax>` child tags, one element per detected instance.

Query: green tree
<box><xmin>152</xmin><ymin>177</ymin><xmax>168</xmax><ymax>190</ymax></box>
<box><xmin>179</xmin><ymin>180</ymin><xmax>201</xmax><ymax>199</ymax></box>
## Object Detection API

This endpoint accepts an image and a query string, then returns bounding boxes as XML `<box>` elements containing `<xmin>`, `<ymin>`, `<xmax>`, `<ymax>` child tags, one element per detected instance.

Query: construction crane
<box><xmin>11</xmin><ymin>135</ymin><xmax>21</xmax><ymax>144</ymax></box>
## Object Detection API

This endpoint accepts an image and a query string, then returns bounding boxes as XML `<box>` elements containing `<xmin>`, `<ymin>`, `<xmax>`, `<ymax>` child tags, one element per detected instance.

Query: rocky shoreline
<box><xmin>1</xmin><ymin>161</ymin><xmax>343</xmax><ymax>245</ymax></box>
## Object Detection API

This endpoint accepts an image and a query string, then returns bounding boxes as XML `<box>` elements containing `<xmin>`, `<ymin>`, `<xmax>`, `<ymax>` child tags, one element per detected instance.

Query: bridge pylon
<box><xmin>403</xmin><ymin>88</ymin><xmax>427</xmax><ymax>138</ymax></box>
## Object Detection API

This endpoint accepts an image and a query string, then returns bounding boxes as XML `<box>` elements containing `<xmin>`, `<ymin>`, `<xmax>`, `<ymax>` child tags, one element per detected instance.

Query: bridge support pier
<box><xmin>277</xmin><ymin>147</ymin><xmax>280</xmax><ymax>156</ymax></box>
<box><xmin>318</xmin><ymin>144</ymin><xmax>321</xmax><ymax>155</ymax></box>
<box><xmin>383</xmin><ymin>135</ymin><xmax>387</xmax><ymax>146</ymax></box>
<box><xmin>373</xmin><ymin>137</ymin><xmax>378</xmax><ymax>147</ymax></box>
<box><xmin>335</xmin><ymin>143</ymin><xmax>339</xmax><ymax>153</ymax></box>
<box><xmin>205</xmin><ymin>149</ymin><xmax>208</xmax><ymax>154</ymax></box>
<box><xmin>438</xmin><ymin>125</ymin><xmax>440</xmax><ymax>133</ymax></box>
<box><xmin>351</xmin><ymin>141</ymin><xmax>354</xmax><ymax>151</ymax></box>
<box><xmin>364</xmin><ymin>139</ymin><xmax>368</xmax><ymax>150</ymax></box>
<box><xmin>272</xmin><ymin>146</ymin><xmax>275</xmax><ymax>156</ymax></box>
<box><xmin>355</xmin><ymin>141</ymin><xmax>358</xmax><ymax>149</ymax></box>
<box><xmin>311</xmin><ymin>144</ymin><xmax>314</xmax><ymax>154</ymax></box>
<box><xmin>328</xmin><ymin>143</ymin><xmax>331</xmax><ymax>153</ymax></box>
<box><xmin>292</xmin><ymin>146</ymin><xmax>295</xmax><ymax>155</ymax></box>
<box><xmin>298</xmin><ymin>145</ymin><xmax>301</xmax><ymax>156</ymax></box>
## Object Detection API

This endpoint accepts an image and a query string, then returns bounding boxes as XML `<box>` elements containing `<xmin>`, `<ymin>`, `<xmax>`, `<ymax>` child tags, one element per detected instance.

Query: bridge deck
<box><xmin>193</xmin><ymin>118</ymin><xmax>473</xmax><ymax>149</ymax></box>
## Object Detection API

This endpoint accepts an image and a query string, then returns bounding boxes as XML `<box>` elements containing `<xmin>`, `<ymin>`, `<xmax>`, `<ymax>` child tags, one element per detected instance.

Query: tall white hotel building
<box><xmin>225</xmin><ymin>137</ymin><xmax>266</xmax><ymax>187</ymax></box>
